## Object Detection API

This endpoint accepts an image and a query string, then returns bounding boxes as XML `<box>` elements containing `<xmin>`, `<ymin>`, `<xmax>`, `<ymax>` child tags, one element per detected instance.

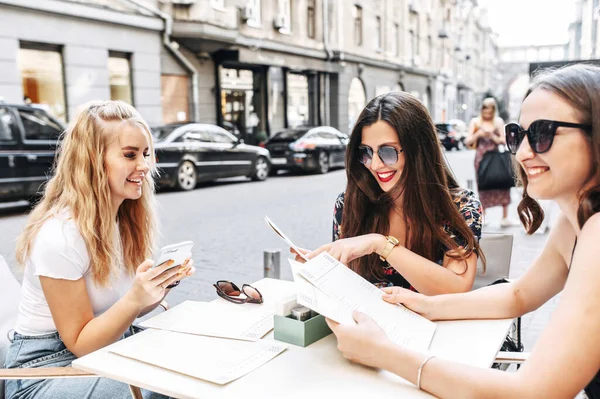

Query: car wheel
<box><xmin>176</xmin><ymin>161</ymin><xmax>197</xmax><ymax>191</ymax></box>
<box><xmin>251</xmin><ymin>156</ymin><xmax>270</xmax><ymax>181</ymax></box>
<box><xmin>316</xmin><ymin>152</ymin><xmax>330</xmax><ymax>174</ymax></box>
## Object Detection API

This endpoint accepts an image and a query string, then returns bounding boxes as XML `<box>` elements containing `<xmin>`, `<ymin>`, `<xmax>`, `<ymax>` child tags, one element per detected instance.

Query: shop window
<box><xmin>348</xmin><ymin>78</ymin><xmax>366</xmax><ymax>132</ymax></box>
<box><xmin>18</xmin><ymin>45</ymin><xmax>67</xmax><ymax>122</ymax></box>
<box><xmin>307</xmin><ymin>0</ymin><xmax>316</xmax><ymax>38</ymax></box>
<box><xmin>109</xmin><ymin>52</ymin><xmax>133</xmax><ymax>104</ymax></box>
<box><xmin>162</xmin><ymin>74</ymin><xmax>190</xmax><ymax>124</ymax></box>
<box><xmin>287</xmin><ymin>73</ymin><xmax>309</xmax><ymax>128</ymax></box>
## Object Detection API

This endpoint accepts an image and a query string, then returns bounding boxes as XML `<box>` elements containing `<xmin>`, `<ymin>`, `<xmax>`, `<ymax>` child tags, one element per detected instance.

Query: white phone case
<box><xmin>153</xmin><ymin>241</ymin><xmax>194</xmax><ymax>269</ymax></box>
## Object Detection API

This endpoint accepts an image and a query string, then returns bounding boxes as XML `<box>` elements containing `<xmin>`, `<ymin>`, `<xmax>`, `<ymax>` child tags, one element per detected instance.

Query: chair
<box><xmin>472</xmin><ymin>234</ymin><xmax>529</xmax><ymax>368</ymax></box>
<box><xmin>0</xmin><ymin>255</ymin><xmax>162</xmax><ymax>399</ymax></box>
<box><xmin>474</xmin><ymin>233</ymin><xmax>514</xmax><ymax>290</ymax></box>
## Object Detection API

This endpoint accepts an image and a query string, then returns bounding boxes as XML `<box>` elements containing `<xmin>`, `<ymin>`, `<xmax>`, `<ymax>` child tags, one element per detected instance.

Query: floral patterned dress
<box><xmin>332</xmin><ymin>189</ymin><xmax>483</xmax><ymax>291</ymax></box>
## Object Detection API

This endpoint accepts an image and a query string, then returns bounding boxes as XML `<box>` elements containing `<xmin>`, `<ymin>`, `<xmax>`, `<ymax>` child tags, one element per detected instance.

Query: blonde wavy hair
<box><xmin>16</xmin><ymin>100</ymin><xmax>158</xmax><ymax>287</ymax></box>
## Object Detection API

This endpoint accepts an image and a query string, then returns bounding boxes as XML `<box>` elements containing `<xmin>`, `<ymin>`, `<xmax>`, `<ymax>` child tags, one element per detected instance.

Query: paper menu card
<box><xmin>264</xmin><ymin>216</ymin><xmax>309</xmax><ymax>261</ymax></box>
<box><xmin>291</xmin><ymin>253</ymin><xmax>437</xmax><ymax>353</ymax></box>
<box><xmin>140</xmin><ymin>300</ymin><xmax>273</xmax><ymax>341</ymax></box>
<box><xmin>109</xmin><ymin>329</ymin><xmax>287</xmax><ymax>385</ymax></box>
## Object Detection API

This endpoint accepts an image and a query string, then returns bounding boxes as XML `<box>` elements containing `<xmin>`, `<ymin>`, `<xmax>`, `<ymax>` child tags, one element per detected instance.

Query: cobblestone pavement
<box><xmin>0</xmin><ymin>151</ymin><xmax>557</xmax><ymax>351</ymax></box>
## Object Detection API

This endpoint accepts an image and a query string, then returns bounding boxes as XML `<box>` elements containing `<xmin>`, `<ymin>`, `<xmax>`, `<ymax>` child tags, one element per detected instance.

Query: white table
<box><xmin>73</xmin><ymin>278</ymin><xmax>512</xmax><ymax>399</ymax></box>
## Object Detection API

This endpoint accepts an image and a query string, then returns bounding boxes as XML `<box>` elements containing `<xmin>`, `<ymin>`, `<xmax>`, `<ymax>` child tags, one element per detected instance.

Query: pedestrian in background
<box><xmin>465</xmin><ymin>97</ymin><xmax>518</xmax><ymax>227</ymax></box>
<box><xmin>325</xmin><ymin>63</ymin><xmax>600</xmax><ymax>399</ymax></box>
<box><xmin>5</xmin><ymin>101</ymin><xmax>195</xmax><ymax>399</ymax></box>
<box><xmin>295</xmin><ymin>92</ymin><xmax>485</xmax><ymax>295</ymax></box>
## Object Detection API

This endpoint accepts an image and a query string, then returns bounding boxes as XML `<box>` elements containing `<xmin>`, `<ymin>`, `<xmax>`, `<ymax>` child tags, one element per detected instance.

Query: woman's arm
<box><xmin>491</xmin><ymin>118</ymin><xmax>506</xmax><ymax>145</ymax></box>
<box><xmin>41</xmin><ymin>260</ymin><xmax>189</xmax><ymax>357</ymax></box>
<box><xmin>378</xmin><ymin>236</ymin><xmax>477</xmax><ymax>295</ymax></box>
<box><xmin>464</xmin><ymin>119</ymin><xmax>485</xmax><ymax>147</ymax></box>
<box><xmin>330</xmin><ymin>214</ymin><xmax>600</xmax><ymax>399</ymax></box>
<box><xmin>385</xmin><ymin>214</ymin><xmax>572</xmax><ymax>321</ymax></box>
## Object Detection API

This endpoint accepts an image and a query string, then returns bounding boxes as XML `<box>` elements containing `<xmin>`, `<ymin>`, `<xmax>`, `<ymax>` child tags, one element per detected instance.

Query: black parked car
<box><xmin>265</xmin><ymin>126</ymin><xmax>348</xmax><ymax>174</ymax></box>
<box><xmin>0</xmin><ymin>104</ymin><xmax>65</xmax><ymax>203</ymax></box>
<box><xmin>153</xmin><ymin>123</ymin><xmax>271</xmax><ymax>191</ymax></box>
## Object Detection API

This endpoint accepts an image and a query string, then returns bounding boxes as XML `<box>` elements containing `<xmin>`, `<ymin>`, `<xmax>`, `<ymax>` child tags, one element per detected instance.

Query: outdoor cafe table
<box><xmin>73</xmin><ymin>278</ymin><xmax>513</xmax><ymax>399</ymax></box>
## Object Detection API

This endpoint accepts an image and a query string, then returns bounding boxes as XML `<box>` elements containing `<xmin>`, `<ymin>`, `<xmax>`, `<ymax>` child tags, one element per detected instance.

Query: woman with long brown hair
<box><xmin>305</xmin><ymin>92</ymin><xmax>484</xmax><ymax>295</ymax></box>
<box><xmin>326</xmin><ymin>64</ymin><xmax>600</xmax><ymax>399</ymax></box>
<box><xmin>5</xmin><ymin>101</ymin><xmax>195</xmax><ymax>398</ymax></box>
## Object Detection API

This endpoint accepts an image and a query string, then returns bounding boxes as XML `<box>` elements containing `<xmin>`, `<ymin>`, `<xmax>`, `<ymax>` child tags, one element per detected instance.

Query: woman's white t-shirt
<box><xmin>14</xmin><ymin>211</ymin><xmax>133</xmax><ymax>336</ymax></box>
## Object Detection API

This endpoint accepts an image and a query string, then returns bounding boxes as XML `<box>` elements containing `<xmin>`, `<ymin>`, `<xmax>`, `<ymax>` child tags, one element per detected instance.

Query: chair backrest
<box><xmin>473</xmin><ymin>233</ymin><xmax>514</xmax><ymax>290</ymax></box>
<box><xmin>0</xmin><ymin>255</ymin><xmax>21</xmax><ymax>398</ymax></box>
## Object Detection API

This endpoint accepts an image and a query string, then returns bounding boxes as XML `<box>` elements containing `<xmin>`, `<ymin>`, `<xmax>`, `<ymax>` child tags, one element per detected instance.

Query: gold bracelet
<box><xmin>417</xmin><ymin>355</ymin><xmax>436</xmax><ymax>390</ymax></box>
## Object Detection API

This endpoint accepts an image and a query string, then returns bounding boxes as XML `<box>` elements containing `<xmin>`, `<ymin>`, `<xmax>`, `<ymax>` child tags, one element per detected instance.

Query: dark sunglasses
<box><xmin>357</xmin><ymin>145</ymin><xmax>403</xmax><ymax>166</ymax></box>
<box><xmin>505</xmin><ymin>120</ymin><xmax>591</xmax><ymax>155</ymax></box>
<box><xmin>213</xmin><ymin>280</ymin><xmax>263</xmax><ymax>304</ymax></box>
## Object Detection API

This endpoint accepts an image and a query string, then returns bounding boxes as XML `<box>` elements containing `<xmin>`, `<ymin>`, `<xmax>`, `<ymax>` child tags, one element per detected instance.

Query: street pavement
<box><xmin>0</xmin><ymin>151</ymin><xmax>558</xmax><ymax>351</ymax></box>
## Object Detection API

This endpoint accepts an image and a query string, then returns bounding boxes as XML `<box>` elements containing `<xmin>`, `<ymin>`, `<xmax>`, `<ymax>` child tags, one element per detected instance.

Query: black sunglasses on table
<box><xmin>357</xmin><ymin>145</ymin><xmax>403</xmax><ymax>166</ymax></box>
<box><xmin>213</xmin><ymin>280</ymin><xmax>263</xmax><ymax>304</ymax></box>
<box><xmin>505</xmin><ymin>119</ymin><xmax>592</xmax><ymax>155</ymax></box>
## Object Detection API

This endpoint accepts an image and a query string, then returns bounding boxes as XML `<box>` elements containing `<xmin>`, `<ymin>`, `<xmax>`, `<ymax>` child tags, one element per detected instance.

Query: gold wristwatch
<box><xmin>379</xmin><ymin>235</ymin><xmax>399</xmax><ymax>262</ymax></box>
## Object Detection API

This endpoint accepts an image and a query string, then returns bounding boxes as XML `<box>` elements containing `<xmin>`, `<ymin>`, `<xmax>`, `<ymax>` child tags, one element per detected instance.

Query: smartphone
<box><xmin>153</xmin><ymin>241</ymin><xmax>194</xmax><ymax>269</ymax></box>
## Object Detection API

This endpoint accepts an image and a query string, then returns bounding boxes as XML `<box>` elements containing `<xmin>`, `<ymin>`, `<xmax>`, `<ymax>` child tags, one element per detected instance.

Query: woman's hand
<box><xmin>290</xmin><ymin>247</ymin><xmax>311</xmax><ymax>263</ymax></box>
<box><xmin>129</xmin><ymin>258</ymin><xmax>195</xmax><ymax>309</ymax></box>
<box><xmin>381</xmin><ymin>286</ymin><xmax>432</xmax><ymax>318</ymax></box>
<box><xmin>308</xmin><ymin>234</ymin><xmax>386</xmax><ymax>265</ymax></box>
<box><xmin>326</xmin><ymin>311</ymin><xmax>392</xmax><ymax>368</ymax></box>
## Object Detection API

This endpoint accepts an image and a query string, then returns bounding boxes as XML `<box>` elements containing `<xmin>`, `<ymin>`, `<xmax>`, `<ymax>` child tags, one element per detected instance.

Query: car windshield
<box><xmin>152</xmin><ymin>124</ymin><xmax>183</xmax><ymax>141</ymax></box>
<box><xmin>270</xmin><ymin>128</ymin><xmax>310</xmax><ymax>141</ymax></box>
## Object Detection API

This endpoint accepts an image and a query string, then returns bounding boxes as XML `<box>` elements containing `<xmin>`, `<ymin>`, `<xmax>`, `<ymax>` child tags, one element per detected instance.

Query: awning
<box><xmin>217</xmin><ymin>47</ymin><xmax>342</xmax><ymax>73</ymax></box>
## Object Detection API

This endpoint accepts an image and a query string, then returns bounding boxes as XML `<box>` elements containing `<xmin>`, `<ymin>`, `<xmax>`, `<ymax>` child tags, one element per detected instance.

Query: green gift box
<box><xmin>273</xmin><ymin>313</ymin><xmax>332</xmax><ymax>347</ymax></box>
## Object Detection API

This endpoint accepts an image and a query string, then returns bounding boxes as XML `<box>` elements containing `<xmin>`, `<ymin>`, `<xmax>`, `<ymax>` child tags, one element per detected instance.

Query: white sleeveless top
<box><xmin>15</xmin><ymin>210</ymin><xmax>133</xmax><ymax>336</ymax></box>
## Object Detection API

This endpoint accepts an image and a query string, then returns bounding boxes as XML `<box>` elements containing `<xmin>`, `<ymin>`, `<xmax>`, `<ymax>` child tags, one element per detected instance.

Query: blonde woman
<box><xmin>465</xmin><ymin>97</ymin><xmax>517</xmax><ymax>227</ymax></box>
<box><xmin>5</xmin><ymin>101</ymin><xmax>195</xmax><ymax>398</ymax></box>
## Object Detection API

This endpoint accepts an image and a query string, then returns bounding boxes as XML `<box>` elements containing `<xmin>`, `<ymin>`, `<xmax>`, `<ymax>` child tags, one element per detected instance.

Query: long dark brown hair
<box><xmin>517</xmin><ymin>64</ymin><xmax>600</xmax><ymax>234</ymax></box>
<box><xmin>343</xmin><ymin>92</ymin><xmax>484</xmax><ymax>281</ymax></box>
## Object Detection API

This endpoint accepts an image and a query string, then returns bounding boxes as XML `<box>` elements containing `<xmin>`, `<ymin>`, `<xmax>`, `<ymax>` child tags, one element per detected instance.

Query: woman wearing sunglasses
<box><xmin>325</xmin><ymin>64</ymin><xmax>600</xmax><ymax>398</ymax></box>
<box><xmin>5</xmin><ymin>101</ymin><xmax>195</xmax><ymax>399</ymax></box>
<box><xmin>299</xmin><ymin>91</ymin><xmax>484</xmax><ymax>296</ymax></box>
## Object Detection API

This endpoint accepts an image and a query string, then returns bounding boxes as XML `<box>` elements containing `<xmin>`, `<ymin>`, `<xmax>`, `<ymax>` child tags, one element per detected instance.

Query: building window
<box><xmin>408</xmin><ymin>29</ymin><xmax>414</xmax><ymax>63</ymax></box>
<box><xmin>210</xmin><ymin>0</ymin><xmax>225</xmax><ymax>10</ymax></box>
<box><xmin>18</xmin><ymin>45</ymin><xmax>67</xmax><ymax>121</ymax></box>
<box><xmin>276</xmin><ymin>0</ymin><xmax>291</xmax><ymax>32</ymax></box>
<box><xmin>108</xmin><ymin>52</ymin><xmax>133</xmax><ymax>105</ymax></box>
<box><xmin>375</xmin><ymin>16</ymin><xmax>382</xmax><ymax>50</ymax></box>
<box><xmin>162</xmin><ymin>75</ymin><xmax>189</xmax><ymax>124</ymax></box>
<box><xmin>353</xmin><ymin>5</ymin><xmax>362</xmax><ymax>46</ymax></box>
<box><xmin>428</xmin><ymin>35</ymin><xmax>433</xmax><ymax>65</ymax></box>
<box><xmin>307</xmin><ymin>0</ymin><xmax>316</xmax><ymax>38</ymax></box>
<box><xmin>245</xmin><ymin>0</ymin><xmax>261</xmax><ymax>27</ymax></box>
<box><xmin>394</xmin><ymin>23</ymin><xmax>400</xmax><ymax>56</ymax></box>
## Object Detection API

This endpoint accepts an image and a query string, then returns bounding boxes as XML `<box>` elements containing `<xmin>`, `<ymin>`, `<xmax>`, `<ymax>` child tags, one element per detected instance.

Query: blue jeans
<box><xmin>4</xmin><ymin>327</ymin><xmax>169</xmax><ymax>399</ymax></box>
